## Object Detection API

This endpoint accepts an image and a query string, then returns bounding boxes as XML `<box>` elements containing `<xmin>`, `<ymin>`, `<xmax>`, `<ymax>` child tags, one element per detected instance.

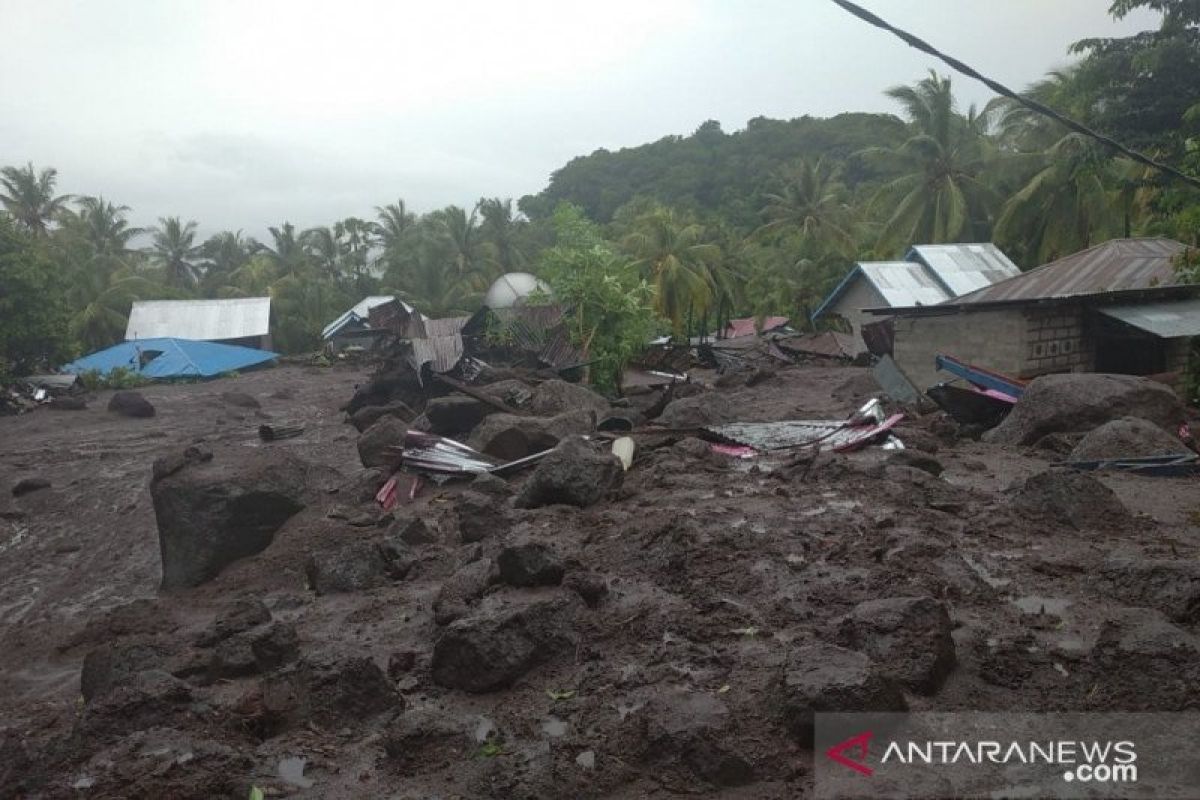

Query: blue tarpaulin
<box><xmin>64</xmin><ymin>338</ymin><xmax>277</xmax><ymax>379</ymax></box>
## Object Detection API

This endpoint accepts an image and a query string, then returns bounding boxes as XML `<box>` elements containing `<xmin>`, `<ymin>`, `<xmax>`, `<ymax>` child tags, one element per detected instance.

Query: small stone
<box><xmin>390</xmin><ymin>516</ymin><xmax>438</xmax><ymax>545</ymax></box>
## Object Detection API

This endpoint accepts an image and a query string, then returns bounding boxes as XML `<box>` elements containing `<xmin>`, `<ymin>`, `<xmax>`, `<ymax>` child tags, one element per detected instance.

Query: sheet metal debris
<box><xmin>705</xmin><ymin>399</ymin><xmax>905</xmax><ymax>453</ymax></box>
<box><xmin>390</xmin><ymin>430</ymin><xmax>554</xmax><ymax>480</ymax></box>
<box><xmin>925</xmin><ymin>383</ymin><xmax>1012</xmax><ymax>427</ymax></box>
<box><xmin>873</xmin><ymin>355</ymin><xmax>924</xmax><ymax>406</ymax></box>
<box><xmin>934</xmin><ymin>354</ymin><xmax>1025</xmax><ymax>400</ymax></box>
<box><xmin>1060</xmin><ymin>453</ymin><xmax>1200</xmax><ymax>477</ymax></box>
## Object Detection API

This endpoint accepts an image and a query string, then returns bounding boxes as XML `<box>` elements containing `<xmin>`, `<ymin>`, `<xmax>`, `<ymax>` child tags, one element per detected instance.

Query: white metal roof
<box><xmin>908</xmin><ymin>243</ymin><xmax>1022</xmax><ymax>297</ymax></box>
<box><xmin>126</xmin><ymin>297</ymin><xmax>271</xmax><ymax>341</ymax></box>
<box><xmin>859</xmin><ymin>261</ymin><xmax>952</xmax><ymax>308</ymax></box>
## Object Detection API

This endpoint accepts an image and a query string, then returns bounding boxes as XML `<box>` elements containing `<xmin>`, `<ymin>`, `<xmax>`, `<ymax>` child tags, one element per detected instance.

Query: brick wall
<box><xmin>892</xmin><ymin>308</ymin><xmax>1028</xmax><ymax>390</ymax></box>
<box><xmin>1019</xmin><ymin>306</ymin><xmax>1091</xmax><ymax>378</ymax></box>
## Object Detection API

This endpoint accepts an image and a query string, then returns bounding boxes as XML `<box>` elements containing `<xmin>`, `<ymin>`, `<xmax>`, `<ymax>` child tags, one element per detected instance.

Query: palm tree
<box><xmin>259</xmin><ymin>222</ymin><xmax>309</xmax><ymax>277</ymax></box>
<box><xmin>0</xmin><ymin>163</ymin><xmax>71</xmax><ymax>236</ymax></box>
<box><xmin>753</xmin><ymin>158</ymin><xmax>856</xmax><ymax>255</ymax></box>
<box><xmin>861</xmin><ymin>71</ymin><xmax>997</xmax><ymax>253</ymax></box>
<box><xmin>199</xmin><ymin>230</ymin><xmax>252</xmax><ymax>294</ymax></box>
<box><xmin>373</xmin><ymin>200</ymin><xmax>416</xmax><ymax>252</ymax></box>
<box><xmin>994</xmin><ymin>134</ymin><xmax>1127</xmax><ymax>264</ymax></box>
<box><xmin>435</xmin><ymin>205</ymin><xmax>488</xmax><ymax>289</ymax></box>
<box><xmin>300</xmin><ymin>225</ymin><xmax>346</xmax><ymax>283</ymax></box>
<box><xmin>478</xmin><ymin>197</ymin><xmax>528</xmax><ymax>273</ymax></box>
<box><xmin>621</xmin><ymin>206</ymin><xmax>723</xmax><ymax>333</ymax></box>
<box><xmin>65</xmin><ymin>196</ymin><xmax>145</xmax><ymax>255</ymax></box>
<box><xmin>150</xmin><ymin>216</ymin><xmax>201</xmax><ymax>289</ymax></box>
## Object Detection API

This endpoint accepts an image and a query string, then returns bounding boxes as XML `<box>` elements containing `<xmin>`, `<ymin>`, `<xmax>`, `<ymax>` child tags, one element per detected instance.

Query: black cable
<box><xmin>828</xmin><ymin>0</ymin><xmax>1200</xmax><ymax>192</ymax></box>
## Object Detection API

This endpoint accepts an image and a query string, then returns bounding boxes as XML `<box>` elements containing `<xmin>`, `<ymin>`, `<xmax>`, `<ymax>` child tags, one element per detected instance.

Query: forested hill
<box><xmin>519</xmin><ymin>113</ymin><xmax>907</xmax><ymax>228</ymax></box>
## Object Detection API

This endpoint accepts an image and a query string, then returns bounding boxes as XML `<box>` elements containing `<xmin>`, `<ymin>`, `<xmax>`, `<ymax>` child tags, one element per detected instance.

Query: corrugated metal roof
<box><xmin>421</xmin><ymin>315</ymin><xmax>470</xmax><ymax>337</ymax></box>
<box><xmin>1099</xmin><ymin>297</ymin><xmax>1200</xmax><ymax>338</ymax></box>
<box><xmin>127</xmin><ymin>298</ymin><xmax>271</xmax><ymax>341</ymax></box>
<box><xmin>322</xmin><ymin>295</ymin><xmax>411</xmax><ymax>339</ymax></box>
<box><xmin>409</xmin><ymin>334</ymin><xmax>464</xmax><ymax>375</ymax></box>
<box><xmin>954</xmin><ymin>238</ymin><xmax>1189</xmax><ymax>304</ymax></box>
<box><xmin>723</xmin><ymin>316</ymin><xmax>790</xmax><ymax>339</ymax></box>
<box><xmin>860</xmin><ymin>262</ymin><xmax>952</xmax><ymax>307</ymax></box>
<box><xmin>907</xmin><ymin>243</ymin><xmax>1021</xmax><ymax>296</ymax></box>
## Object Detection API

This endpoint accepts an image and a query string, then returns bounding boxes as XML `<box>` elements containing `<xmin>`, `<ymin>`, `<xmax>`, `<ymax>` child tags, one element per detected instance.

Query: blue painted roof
<box><xmin>64</xmin><ymin>338</ymin><xmax>277</xmax><ymax>379</ymax></box>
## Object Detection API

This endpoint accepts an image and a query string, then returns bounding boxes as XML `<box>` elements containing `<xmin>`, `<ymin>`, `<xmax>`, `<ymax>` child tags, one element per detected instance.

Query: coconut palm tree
<box><xmin>860</xmin><ymin>71</ymin><xmax>997</xmax><ymax>254</ymax></box>
<box><xmin>373</xmin><ymin>200</ymin><xmax>416</xmax><ymax>252</ymax></box>
<box><xmin>753</xmin><ymin>158</ymin><xmax>856</xmax><ymax>255</ymax></box>
<box><xmin>199</xmin><ymin>230</ymin><xmax>253</xmax><ymax>294</ymax></box>
<box><xmin>62</xmin><ymin>196</ymin><xmax>144</xmax><ymax>255</ymax></box>
<box><xmin>259</xmin><ymin>222</ymin><xmax>309</xmax><ymax>277</ymax></box>
<box><xmin>0</xmin><ymin>163</ymin><xmax>71</xmax><ymax>236</ymax></box>
<box><xmin>621</xmin><ymin>206</ymin><xmax>723</xmax><ymax>333</ymax></box>
<box><xmin>300</xmin><ymin>225</ymin><xmax>347</xmax><ymax>284</ymax></box>
<box><xmin>150</xmin><ymin>216</ymin><xmax>201</xmax><ymax>289</ymax></box>
<box><xmin>994</xmin><ymin>134</ymin><xmax>1127</xmax><ymax>264</ymax></box>
<box><xmin>478</xmin><ymin>197</ymin><xmax>528</xmax><ymax>273</ymax></box>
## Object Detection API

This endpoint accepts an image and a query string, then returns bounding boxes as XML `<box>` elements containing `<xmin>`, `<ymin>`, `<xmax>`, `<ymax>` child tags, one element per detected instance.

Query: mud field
<box><xmin>1</xmin><ymin>362</ymin><xmax>1198</xmax><ymax>799</ymax></box>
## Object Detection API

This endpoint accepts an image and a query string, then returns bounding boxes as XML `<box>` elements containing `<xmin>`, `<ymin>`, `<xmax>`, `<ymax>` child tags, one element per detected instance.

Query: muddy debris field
<box><xmin>1</xmin><ymin>360</ymin><xmax>1199</xmax><ymax>799</ymax></box>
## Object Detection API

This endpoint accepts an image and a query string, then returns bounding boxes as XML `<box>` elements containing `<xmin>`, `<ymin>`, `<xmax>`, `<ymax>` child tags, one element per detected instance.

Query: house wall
<box><xmin>891</xmin><ymin>308</ymin><xmax>1029</xmax><ymax>390</ymax></box>
<box><xmin>828</xmin><ymin>279</ymin><xmax>888</xmax><ymax>353</ymax></box>
<box><xmin>1019</xmin><ymin>307</ymin><xmax>1091</xmax><ymax>377</ymax></box>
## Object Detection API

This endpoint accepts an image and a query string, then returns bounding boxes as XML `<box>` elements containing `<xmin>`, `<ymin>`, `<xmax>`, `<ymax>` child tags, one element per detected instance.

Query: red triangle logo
<box><xmin>825</xmin><ymin>730</ymin><xmax>874</xmax><ymax>776</ymax></box>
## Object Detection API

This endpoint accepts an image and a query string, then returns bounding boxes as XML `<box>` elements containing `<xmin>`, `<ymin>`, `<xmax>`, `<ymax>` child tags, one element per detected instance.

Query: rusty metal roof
<box><xmin>953</xmin><ymin>238</ymin><xmax>1189</xmax><ymax>304</ymax></box>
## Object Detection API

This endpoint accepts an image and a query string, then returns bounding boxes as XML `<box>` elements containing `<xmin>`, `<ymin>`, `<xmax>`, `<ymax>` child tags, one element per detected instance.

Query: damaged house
<box><xmin>868</xmin><ymin>238</ymin><xmax>1198</xmax><ymax>390</ymax></box>
<box><xmin>811</xmin><ymin>243</ymin><xmax>1021</xmax><ymax>352</ymax></box>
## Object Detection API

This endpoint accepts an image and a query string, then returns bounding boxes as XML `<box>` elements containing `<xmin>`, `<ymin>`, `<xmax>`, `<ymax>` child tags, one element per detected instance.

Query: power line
<box><xmin>828</xmin><ymin>0</ymin><xmax>1200</xmax><ymax>192</ymax></box>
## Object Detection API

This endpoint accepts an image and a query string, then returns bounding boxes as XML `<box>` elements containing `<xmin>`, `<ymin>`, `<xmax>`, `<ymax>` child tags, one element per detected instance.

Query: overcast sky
<box><xmin>0</xmin><ymin>0</ymin><xmax>1159</xmax><ymax>238</ymax></box>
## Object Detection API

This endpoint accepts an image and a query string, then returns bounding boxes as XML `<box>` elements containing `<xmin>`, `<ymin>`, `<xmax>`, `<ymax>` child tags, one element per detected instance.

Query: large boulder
<box><xmin>151</xmin><ymin>450</ymin><xmax>309</xmax><ymax>589</ymax></box>
<box><xmin>1101</xmin><ymin>558</ymin><xmax>1200</xmax><ymax>623</ymax></box>
<box><xmin>496</xmin><ymin>540</ymin><xmax>564</xmax><ymax>587</ymax></box>
<box><xmin>836</xmin><ymin>596</ymin><xmax>956</xmax><ymax>694</ymax></box>
<box><xmin>515</xmin><ymin>436</ymin><xmax>623</xmax><ymax>509</ymax></box>
<box><xmin>108</xmin><ymin>390</ymin><xmax>156</xmax><ymax>418</ymax></box>
<box><xmin>984</xmin><ymin>373</ymin><xmax>1184</xmax><ymax>446</ymax></box>
<box><xmin>431</xmin><ymin>591</ymin><xmax>580</xmax><ymax>692</ymax></box>
<box><xmin>1006</xmin><ymin>469</ymin><xmax>1131</xmax><ymax>530</ymax></box>
<box><xmin>778</xmin><ymin>642</ymin><xmax>906</xmax><ymax>747</ymax></box>
<box><xmin>423</xmin><ymin>396</ymin><xmax>495</xmax><ymax>436</ymax></box>
<box><xmin>529</xmin><ymin>379</ymin><xmax>609</xmax><ymax>417</ymax></box>
<box><xmin>659</xmin><ymin>393</ymin><xmax>736</xmax><ymax>428</ymax></box>
<box><xmin>468</xmin><ymin>408</ymin><xmax>595</xmax><ymax>461</ymax></box>
<box><xmin>350</xmin><ymin>401</ymin><xmax>415</xmax><ymax>433</ymax></box>
<box><xmin>1068</xmin><ymin>416</ymin><xmax>1190</xmax><ymax>462</ymax></box>
<box><xmin>305</xmin><ymin>541</ymin><xmax>389</xmax><ymax>594</ymax></box>
<box><xmin>357</xmin><ymin>416</ymin><xmax>407</xmax><ymax>468</ymax></box>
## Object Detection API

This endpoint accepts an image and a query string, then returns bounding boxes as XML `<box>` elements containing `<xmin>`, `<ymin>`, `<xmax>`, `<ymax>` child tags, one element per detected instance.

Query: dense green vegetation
<box><xmin>1</xmin><ymin>0</ymin><xmax>1197</xmax><ymax>383</ymax></box>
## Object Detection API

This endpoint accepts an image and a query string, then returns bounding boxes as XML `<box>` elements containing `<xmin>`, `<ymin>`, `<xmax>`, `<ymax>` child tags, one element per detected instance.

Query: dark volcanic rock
<box><xmin>432</xmin><ymin>591</ymin><xmax>580</xmax><ymax>692</ymax></box>
<box><xmin>837</xmin><ymin>596</ymin><xmax>956</xmax><ymax>694</ymax></box>
<box><xmin>778</xmin><ymin>642</ymin><xmax>906</xmax><ymax>746</ymax></box>
<box><xmin>350</xmin><ymin>401</ymin><xmax>415</xmax><ymax>433</ymax></box>
<box><xmin>151</xmin><ymin>451</ymin><xmax>308</xmax><ymax>589</ymax></box>
<box><xmin>424</xmin><ymin>395</ymin><xmax>495</xmax><ymax>436</ymax></box>
<box><xmin>468</xmin><ymin>409</ymin><xmax>596</xmax><ymax>461</ymax></box>
<box><xmin>563</xmin><ymin>569</ymin><xmax>608</xmax><ymax>607</ymax></box>
<box><xmin>515</xmin><ymin>436</ymin><xmax>623</xmax><ymax>509</ymax></box>
<box><xmin>196</xmin><ymin>598</ymin><xmax>271</xmax><ymax>647</ymax></box>
<box><xmin>529</xmin><ymin>379</ymin><xmax>610</xmax><ymax>417</ymax></box>
<box><xmin>455</xmin><ymin>491</ymin><xmax>507</xmax><ymax>543</ymax></box>
<box><xmin>108</xmin><ymin>390</ymin><xmax>156</xmax><ymax>418</ymax></box>
<box><xmin>658</xmin><ymin>393</ymin><xmax>735</xmax><ymax>428</ymax></box>
<box><xmin>48</xmin><ymin>396</ymin><xmax>87</xmax><ymax>410</ymax></box>
<box><xmin>81</xmin><ymin>640</ymin><xmax>170</xmax><ymax>701</ymax></box>
<box><xmin>433</xmin><ymin>558</ymin><xmax>498</xmax><ymax>625</ymax></box>
<box><xmin>251</xmin><ymin>621</ymin><xmax>300</xmax><ymax>671</ymax></box>
<box><xmin>1102</xmin><ymin>558</ymin><xmax>1200</xmax><ymax>623</ymax></box>
<box><xmin>1006</xmin><ymin>469</ymin><xmax>1131</xmax><ymax>530</ymax></box>
<box><xmin>11</xmin><ymin>477</ymin><xmax>50</xmax><ymax>496</ymax></box>
<box><xmin>357</xmin><ymin>416</ymin><xmax>407</xmax><ymax>468</ymax></box>
<box><xmin>306</xmin><ymin>541</ymin><xmax>389</xmax><ymax>594</ymax></box>
<box><xmin>496</xmin><ymin>540</ymin><xmax>565</xmax><ymax>587</ymax></box>
<box><xmin>1068</xmin><ymin>416</ymin><xmax>1190</xmax><ymax>461</ymax></box>
<box><xmin>470</xmin><ymin>472</ymin><xmax>514</xmax><ymax>497</ymax></box>
<box><xmin>985</xmin><ymin>373</ymin><xmax>1184</xmax><ymax>445</ymax></box>
<box><xmin>151</xmin><ymin>444</ymin><xmax>213</xmax><ymax>482</ymax></box>
<box><xmin>390</xmin><ymin>515</ymin><xmax>438</xmax><ymax>545</ymax></box>
<box><xmin>1087</xmin><ymin>607</ymin><xmax>1200</xmax><ymax>710</ymax></box>
<box><xmin>638</xmin><ymin>689</ymin><xmax>754</xmax><ymax>788</ymax></box>
<box><xmin>220</xmin><ymin>391</ymin><xmax>260</xmax><ymax>409</ymax></box>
